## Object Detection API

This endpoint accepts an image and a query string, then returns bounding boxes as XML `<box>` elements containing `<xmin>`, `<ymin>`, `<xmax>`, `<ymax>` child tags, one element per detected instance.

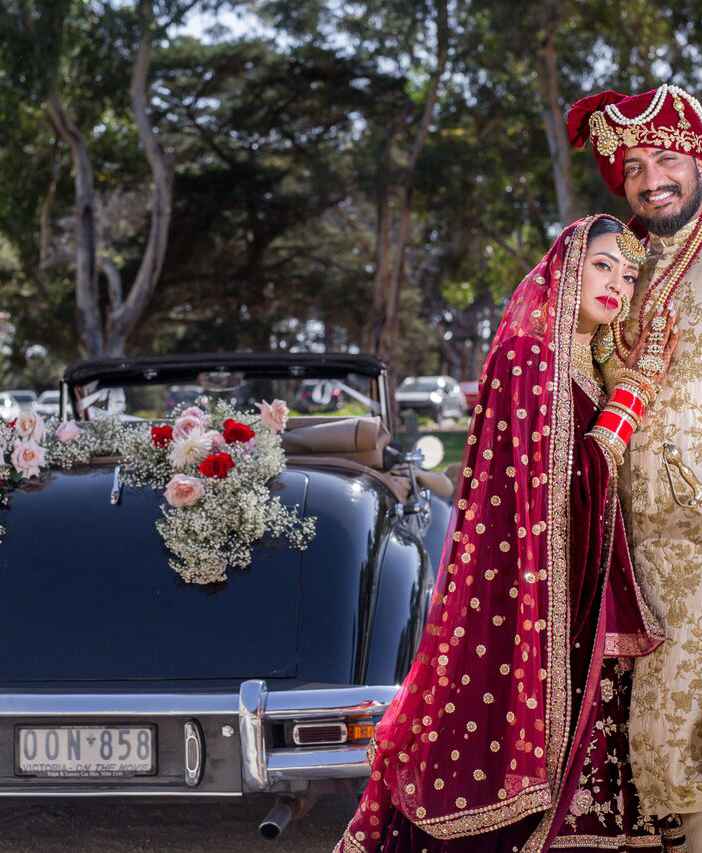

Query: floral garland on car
<box><xmin>0</xmin><ymin>399</ymin><xmax>316</xmax><ymax>585</ymax></box>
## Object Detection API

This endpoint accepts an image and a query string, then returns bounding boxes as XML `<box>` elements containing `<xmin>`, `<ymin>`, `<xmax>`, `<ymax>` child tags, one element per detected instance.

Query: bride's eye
<box><xmin>593</xmin><ymin>260</ymin><xmax>611</xmax><ymax>272</ymax></box>
<box><xmin>624</xmin><ymin>274</ymin><xmax>638</xmax><ymax>285</ymax></box>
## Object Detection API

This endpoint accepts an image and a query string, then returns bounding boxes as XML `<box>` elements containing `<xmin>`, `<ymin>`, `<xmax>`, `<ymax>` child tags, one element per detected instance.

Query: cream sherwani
<box><xmin>604</xmin><ymin>216</ymin><xmax>702</xmax><ymax>818</ymax></box>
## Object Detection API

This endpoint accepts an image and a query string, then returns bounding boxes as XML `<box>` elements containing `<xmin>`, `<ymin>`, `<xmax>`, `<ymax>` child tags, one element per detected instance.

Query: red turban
<box><xmin>567</xmin><ymin>84</ymin><xmax>702</xmax><ymax>195</ymax></box>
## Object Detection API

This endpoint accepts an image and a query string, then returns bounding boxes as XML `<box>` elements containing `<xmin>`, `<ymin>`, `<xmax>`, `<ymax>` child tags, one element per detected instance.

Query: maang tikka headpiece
<box><xmin>616</xmin><ymin>227</ymin><xmax>647</xmax><ymax>267</ymax></box>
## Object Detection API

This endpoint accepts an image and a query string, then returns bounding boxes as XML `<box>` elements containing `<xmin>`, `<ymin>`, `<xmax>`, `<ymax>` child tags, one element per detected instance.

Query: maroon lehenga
<box><xmin>335</xmin><ymin>217</ymin><xmax>685</xmax><ymax>853</ymax></box>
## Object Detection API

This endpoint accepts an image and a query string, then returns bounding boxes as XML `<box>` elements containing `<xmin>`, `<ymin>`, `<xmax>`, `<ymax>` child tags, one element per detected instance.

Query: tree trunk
<box><xmin>46</xmin><ymin>0</ymin><xmax>173</xmax><ymax>360</ymax></box>
<box><xmin>105</xmin><ymin>0</ymin><xmax>174</xmax><ymax>356</ymax></box>
<box><xmin>369</xmin><ymin>0</ymin><xmax>449</xmax><ymax>408</ymax></box>
<box><xmin>535</xmin><ymin>30</ymin><xmax>583</xmax><ymax>225</ymax></box>
<box><xmin>46</xmin><ymin>94</ymin><xmax>103</xmax><ymax>357</ymax></box>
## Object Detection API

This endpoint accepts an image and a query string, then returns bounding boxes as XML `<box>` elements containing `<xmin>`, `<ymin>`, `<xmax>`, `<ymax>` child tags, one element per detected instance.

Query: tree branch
<box><xmin>99</xmin><ymin>255</ymin><xmax>124</xmax><ymax>312</ymax></box>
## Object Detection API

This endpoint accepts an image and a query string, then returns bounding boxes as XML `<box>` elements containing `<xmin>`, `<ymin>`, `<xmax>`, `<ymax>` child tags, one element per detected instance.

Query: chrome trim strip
<box><xmin>264</xmin><ymin>685</ymin><xmax>397</xmax><ymax>721</ymax></box>
<box><xmin>0</xmin><ymin>693</ymin><xmax>237</xmax><ymax>717</ymax></box>
<box><xmin>239</xmin><ymin>680</ymin><xmax>268</xmax><ymax>792</ymax></box>
<box><xmin>110</xmin><ymin>465</ymin><xmax>123</xmax><ymax>506</ymax></box>
<box><xmin>267</xmin><ymin>746</ymin><xmax>372</xmax><ymax>782</ymax></box>
<box><xmin>0</xmin><ymin>791</ymin><xmax>243</xmax><ymax>798</ymax></box>
<box><xmin>378</xmin><ymin>368</ymin><xmax>391</xmax><ymax>432</ymax></box>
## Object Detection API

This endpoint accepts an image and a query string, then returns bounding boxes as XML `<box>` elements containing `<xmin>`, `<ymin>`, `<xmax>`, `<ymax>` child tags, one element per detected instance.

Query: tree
<box><xmin>0</xmin><ymin>1</ymin><xmax>207</xmax><ymax>357</ymax></box>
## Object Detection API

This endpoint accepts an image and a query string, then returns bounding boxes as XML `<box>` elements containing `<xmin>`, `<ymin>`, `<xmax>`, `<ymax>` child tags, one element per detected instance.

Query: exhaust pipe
<box><xmin>258</xmin><ymin>798</ymin><xmax>295</xmax><ymax>840</ymax></box>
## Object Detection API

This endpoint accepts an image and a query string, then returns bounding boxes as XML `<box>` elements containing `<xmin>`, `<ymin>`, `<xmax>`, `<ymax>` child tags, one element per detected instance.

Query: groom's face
<box><xmin>623</xmin><ymin>147</ymin><xmax>702</xmax><ymax>236</ymax></box>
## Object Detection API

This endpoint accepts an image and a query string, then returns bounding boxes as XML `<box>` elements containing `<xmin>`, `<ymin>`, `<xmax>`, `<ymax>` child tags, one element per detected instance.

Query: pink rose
<box><xmin>256</xmin><ymin>399</ymin><xmax>288</xmax><ymax>433</ymax></box>
<box><xmin>181</xmin><ymin>406</ymin><xmax>208</xmax><ymax>423</ymax></box>
<box><xmin>164</xmin><ymin>474</ymin><xmax>205</xmax><ymax>508</ymax></box>
<box><xmin>16</xmin><ymin>412</ymin><xmax>45</xmax><ymax>442</ymax></box>
<box><xmin>55</xmin><ymin>421</ymin><xmax>82</xmax><ymax>443</ymax></box>
<box><xmin>173</xmin><ymin>414</ymin><xmax>205</xmax><ymax>440</ymax></box>
<box><xmin>205</xmin><ymin>430</ymin><xmax>226</xmax><ymax>449</ymax></box>
<box><xmin>11</xmin><ymin>439</ymin><xmax>46</xmax><ymax>479</ymax></box>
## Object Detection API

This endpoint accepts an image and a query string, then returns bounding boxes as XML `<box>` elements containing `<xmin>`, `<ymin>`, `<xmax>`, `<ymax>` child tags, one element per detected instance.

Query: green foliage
<box><xmin>2</xmin><ymin>0</ymin><xmax>702</xmax><ymax>385</ymax></box>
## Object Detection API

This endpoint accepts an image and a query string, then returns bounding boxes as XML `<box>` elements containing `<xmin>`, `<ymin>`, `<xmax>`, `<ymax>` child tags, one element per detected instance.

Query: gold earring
<box><xmin>617</xmin><ymin>293</ymin><xmax>631</xmax><ymax>323</ymax></box>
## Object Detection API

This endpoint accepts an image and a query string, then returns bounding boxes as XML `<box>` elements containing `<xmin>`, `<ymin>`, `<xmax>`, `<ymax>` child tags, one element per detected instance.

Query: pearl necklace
<box><xmin>605</xmin><ymin>84</ymin><xmax>668</xmax><ymax>126</ymax></box>
<box><xmin>604</xmin><ymin>84</ymin><xmax>702</xmax><ymax>129</ymax></box>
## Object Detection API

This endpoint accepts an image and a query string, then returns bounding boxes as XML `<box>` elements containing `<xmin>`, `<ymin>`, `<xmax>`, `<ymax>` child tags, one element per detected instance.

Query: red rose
<box><xmin>151</xmin><ymin>424</ymin><xmax>174</xmax><ymax>448</ymax></box>
<box><xmin>198</xmin><ymin>452</ymin><xmax>235</xmax><ymax>479</ymax></box>
<box><xmin>222</xmin><ymin>418</ymin><xmax>255</xmax><ymax>444</ymax></box>
<box><xmin>7</xmin><ymin>420</ymin><xmax>16</xmax><ymax>429</ymax></box>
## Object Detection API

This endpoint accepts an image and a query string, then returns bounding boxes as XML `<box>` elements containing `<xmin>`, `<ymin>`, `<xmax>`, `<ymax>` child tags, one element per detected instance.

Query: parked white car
<box><xmin>396</xmin><ymin>375</ymin><xmax>467</xmax><ymax>422</ymax></box>
<box><xmin>36</xmin><ymin>389</ymin><xmax>61</xmax><ymax>417</ymax></box>
<box><xmin>0</xmin><ymin>390</ymin><xmax>37</xmax><ymax>421</ymax></box>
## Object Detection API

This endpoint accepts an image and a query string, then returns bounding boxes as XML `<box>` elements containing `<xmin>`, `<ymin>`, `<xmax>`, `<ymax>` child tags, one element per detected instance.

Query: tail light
<box><xmin>288</xmin><ymin>717</ymin><xmax>376</xmax><ymax>747</ymax></box>
<box><xmin>292</xmin><ymin>722</ymin><xmax>347</xmax><ymax>746</ymax></box>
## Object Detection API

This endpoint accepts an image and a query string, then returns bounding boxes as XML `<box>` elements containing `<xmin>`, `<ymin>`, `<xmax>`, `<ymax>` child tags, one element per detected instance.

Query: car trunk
<box><xmin>0</xmin><ymin>464</ymin><xmax>310</xmax><ymax>683</ymax></box>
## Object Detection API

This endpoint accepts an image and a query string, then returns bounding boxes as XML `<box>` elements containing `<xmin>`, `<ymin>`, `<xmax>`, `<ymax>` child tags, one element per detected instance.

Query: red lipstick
<box><xmin>595</xmin><ymin>295</ymin><xmax>619</xmax><ymax>310</ymax></box>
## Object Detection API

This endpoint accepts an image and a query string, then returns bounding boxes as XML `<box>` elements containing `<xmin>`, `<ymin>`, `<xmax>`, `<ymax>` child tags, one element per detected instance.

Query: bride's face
<box><xmin>578</xmin><ymin>232</ymin><xmax>639</xmax><ymax>334</ymax></box>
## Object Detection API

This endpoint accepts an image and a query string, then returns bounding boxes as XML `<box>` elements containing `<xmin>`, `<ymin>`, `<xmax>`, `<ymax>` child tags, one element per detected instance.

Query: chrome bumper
<box><xmin>239</xmin><ymin>680</ymin><xmax>396</xmax><ymax>791</ymax></box>
<box><xmin>0</xmin><ymin>680</ymin><xmax>397</xmax><ymax>795</ymax></box>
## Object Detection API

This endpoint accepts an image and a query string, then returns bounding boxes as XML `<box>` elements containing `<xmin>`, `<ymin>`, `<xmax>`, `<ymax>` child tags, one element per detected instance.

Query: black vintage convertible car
<box><xmin>0</xmin><ymin>352</ymin><xmax>452</xmax><ymax>838</ymax></box>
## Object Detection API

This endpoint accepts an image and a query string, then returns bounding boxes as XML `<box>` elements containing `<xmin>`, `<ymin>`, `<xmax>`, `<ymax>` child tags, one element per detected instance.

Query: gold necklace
<box><xmin>572</xmin><ymin>339</ymin><xmax>596</xmax><ymax>381</ymax></box>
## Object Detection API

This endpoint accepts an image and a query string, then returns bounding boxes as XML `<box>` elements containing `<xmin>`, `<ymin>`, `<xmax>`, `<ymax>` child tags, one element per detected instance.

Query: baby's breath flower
<box><xmin>0</xmin><ymin>400</ymin><xmax>316</xmax><ymax>585</ymax></box>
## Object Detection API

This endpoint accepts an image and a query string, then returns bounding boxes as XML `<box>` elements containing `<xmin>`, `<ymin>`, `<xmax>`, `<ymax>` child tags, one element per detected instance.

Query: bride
<box><xmin>335</xmin><ymin>215</ymin><xmax>681</xmax><ymax>852</ymax></box>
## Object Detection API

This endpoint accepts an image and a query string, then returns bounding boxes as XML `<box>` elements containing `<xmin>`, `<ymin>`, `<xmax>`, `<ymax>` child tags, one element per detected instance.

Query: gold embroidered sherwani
<box><xmin>604</xmin><ymin>217</ymin><xmax>702</xmax><ymax>817</ymax></box>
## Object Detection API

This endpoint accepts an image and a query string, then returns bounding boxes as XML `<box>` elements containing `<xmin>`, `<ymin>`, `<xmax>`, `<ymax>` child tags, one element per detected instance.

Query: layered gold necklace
<box><xmin>571</xmin><ymin>339</ymin><xmax>599</xmax><ymax>384</ymax></box>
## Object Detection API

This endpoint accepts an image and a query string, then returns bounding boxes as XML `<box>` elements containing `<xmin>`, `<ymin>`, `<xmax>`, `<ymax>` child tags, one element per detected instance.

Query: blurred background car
<box><xmin>0</xmin><ymin>390</ymin><xmax>37</xmax><ymax>421</ymax></box>
<box><xmin>164</xmin><ymin>384</ymin><xmax>204</xmax><ymax>412</ymax></box>
<box><xmin>459</xmin><ymin>380</ymin><xmax>480</xmax><ymax>412</ymax></box>
<box><xmin>396</xmin><ymin>375</ymin><xmax>467</xmax><ymax>423</ymax></box>
<box><xmin>35</xmin><ymin>389</ymin><xmax>61</xmax><ymax>417</ymax></box>
<box><xmin>293</xmin><ymin>379</ymin><xmax>344</xmax><ymax>414</ymax></box>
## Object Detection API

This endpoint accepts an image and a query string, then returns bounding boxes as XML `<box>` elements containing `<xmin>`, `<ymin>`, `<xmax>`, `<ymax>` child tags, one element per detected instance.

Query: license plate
<box><xmin>16</xmin><ymin>726</ymin><xmax>156</xmax><ymax>778</ymax></box>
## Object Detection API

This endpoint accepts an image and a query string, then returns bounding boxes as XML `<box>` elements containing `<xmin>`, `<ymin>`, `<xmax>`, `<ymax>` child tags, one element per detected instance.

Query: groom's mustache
<box><xmin>638</xmin><ymin>184</ymin><xmax>681</xmax><ymax>204</ymax></box>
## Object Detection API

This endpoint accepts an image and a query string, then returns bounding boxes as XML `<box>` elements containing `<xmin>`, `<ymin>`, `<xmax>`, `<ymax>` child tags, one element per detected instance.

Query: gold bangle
<box><xmin>587</xmin><ymin>427</ymin><xmax>625</xmax><ymax>467</ymax></box>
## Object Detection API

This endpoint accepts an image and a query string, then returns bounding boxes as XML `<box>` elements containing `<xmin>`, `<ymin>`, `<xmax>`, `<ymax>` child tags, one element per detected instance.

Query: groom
<box><xmin>568</xmin><ymin>85</ymin><xmax>702</xmax><ymax>849</ymax></box>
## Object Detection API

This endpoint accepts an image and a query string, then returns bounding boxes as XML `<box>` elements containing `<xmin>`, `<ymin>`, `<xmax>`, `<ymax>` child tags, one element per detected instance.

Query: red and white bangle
<box><xmin>587</xmin><ymin>382</ymin><xmax>648</xmax><ymax>466</ymax></box>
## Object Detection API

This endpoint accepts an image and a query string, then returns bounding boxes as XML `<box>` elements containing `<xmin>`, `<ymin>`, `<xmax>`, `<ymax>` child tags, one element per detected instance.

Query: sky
<box><xmin>178</xmin><ymin>7</ymin><xmax>265</xmax><ymax>41</ymax></box>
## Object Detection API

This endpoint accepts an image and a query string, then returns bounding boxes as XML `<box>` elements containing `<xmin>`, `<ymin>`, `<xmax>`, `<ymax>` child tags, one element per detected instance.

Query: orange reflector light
<box><xmin>347</xmin><ymin>722</ymin><xmax>375</xmax><ymax>742</ymax></box>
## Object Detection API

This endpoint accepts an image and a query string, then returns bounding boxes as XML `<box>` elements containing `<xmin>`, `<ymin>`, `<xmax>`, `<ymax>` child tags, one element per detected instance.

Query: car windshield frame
<box><xmin>61</xmin><ymin>352</ymin><xmax>392</xmax><ymax>430</ymax></box>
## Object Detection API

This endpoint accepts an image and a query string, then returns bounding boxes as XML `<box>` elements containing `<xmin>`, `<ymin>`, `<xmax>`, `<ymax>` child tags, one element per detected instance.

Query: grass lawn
<box><xmin>425</xmin><ymin>430</ymin><xmax>466</xmax><ymax>471</ymax></box>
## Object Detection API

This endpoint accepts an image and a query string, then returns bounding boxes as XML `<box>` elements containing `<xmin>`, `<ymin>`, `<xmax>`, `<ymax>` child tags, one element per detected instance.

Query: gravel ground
<box><xmin>0</xmin><ymin>795</ymin><xmax>356</xmax><ymax>853</ymax></box>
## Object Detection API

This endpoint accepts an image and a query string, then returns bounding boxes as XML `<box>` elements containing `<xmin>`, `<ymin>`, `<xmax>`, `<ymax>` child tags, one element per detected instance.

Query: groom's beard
<box><xmin>638</xmin><ymin>172</ymin><xmax>702</xmax><ymax>237</ymax></box>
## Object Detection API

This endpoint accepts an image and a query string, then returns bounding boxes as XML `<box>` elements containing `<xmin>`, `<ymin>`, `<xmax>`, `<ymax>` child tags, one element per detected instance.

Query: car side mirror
<box><xmin>413</xmin><ymin>435</ymin><xmax>445</xmax><ymax>470</ymax></box>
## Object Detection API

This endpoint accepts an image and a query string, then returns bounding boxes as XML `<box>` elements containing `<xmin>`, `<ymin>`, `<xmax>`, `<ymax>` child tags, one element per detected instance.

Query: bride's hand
<box><xmin>624</xmin><ymin>308</ymin><xmax>679</xmax><ymax>388</ymax></box>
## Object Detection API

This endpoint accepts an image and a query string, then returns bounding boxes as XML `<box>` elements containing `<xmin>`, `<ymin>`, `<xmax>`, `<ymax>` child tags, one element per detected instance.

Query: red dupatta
<box><xmin>336</xmin><ymin>216</ymin><xmax>632</xmax><ymax>852</ymax></box>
